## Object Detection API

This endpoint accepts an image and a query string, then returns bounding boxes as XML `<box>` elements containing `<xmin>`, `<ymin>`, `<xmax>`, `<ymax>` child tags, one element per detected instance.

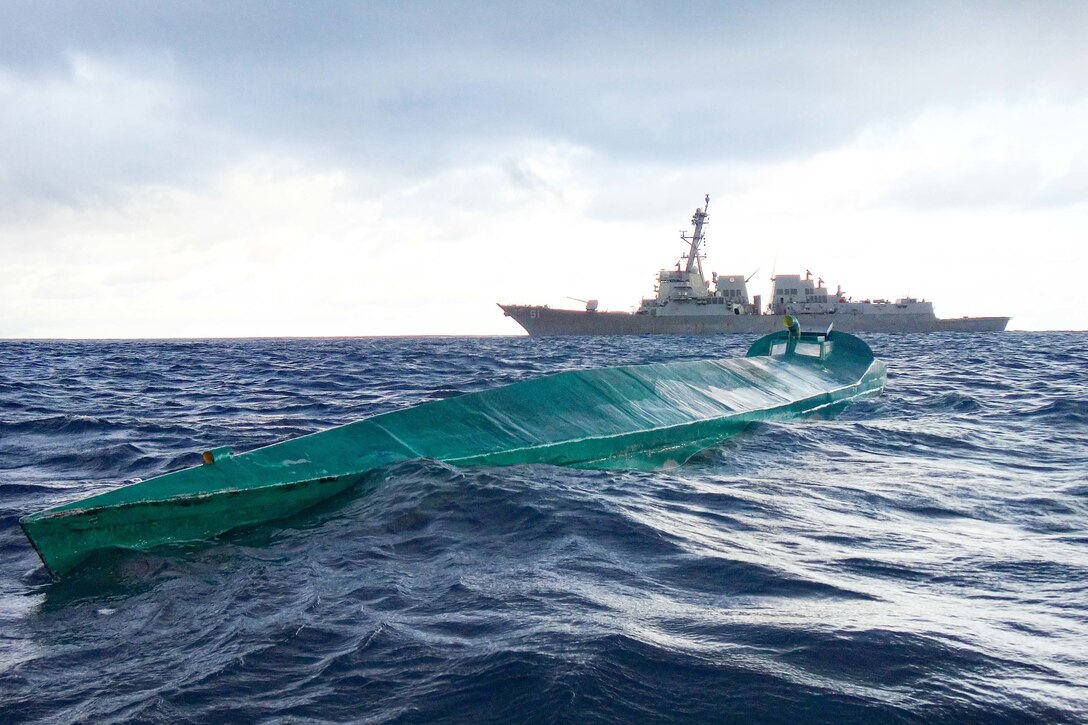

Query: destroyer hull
<box><xmin>500</xmin><ymin>305</ymin><xmax>1010</xmax><ymax>336</ymax></box>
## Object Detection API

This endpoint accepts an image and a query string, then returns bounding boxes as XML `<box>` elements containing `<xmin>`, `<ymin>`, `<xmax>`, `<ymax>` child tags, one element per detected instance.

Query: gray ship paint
<box><xmin>500</xmin><ymin>198</ymin><xmax>1010</xmax><ymax>336</ymax></box>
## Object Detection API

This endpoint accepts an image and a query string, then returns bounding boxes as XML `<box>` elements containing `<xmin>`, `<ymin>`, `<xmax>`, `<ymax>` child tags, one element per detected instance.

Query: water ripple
<box><xmin>1</xmin><ymin>332</ymin><xmax>1086</xmax><ymax>722</ymax></box>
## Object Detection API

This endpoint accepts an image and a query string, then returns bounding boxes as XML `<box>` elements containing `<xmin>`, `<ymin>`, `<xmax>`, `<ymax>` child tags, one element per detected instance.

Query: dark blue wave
<box><xmin>1</xmin><ymin>332</ymin><xmax>1087</xmax><ymax>722</ymax></box>
<box><xmin>1009</xmin><ymin>398</ymin><xmax>1088</xmax><ymax>424</ymax></box>
<box><xmin>0</xmin><ymin>414</ymin><xmax>123</xmax><ymax>436</ymax></box>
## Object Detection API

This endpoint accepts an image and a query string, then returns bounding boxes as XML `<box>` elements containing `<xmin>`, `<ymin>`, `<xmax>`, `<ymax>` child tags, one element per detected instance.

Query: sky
<box><xmin>1</xmin><ymin>1</ymin><xmax>1086</xmax><ymax>337</ymax></box>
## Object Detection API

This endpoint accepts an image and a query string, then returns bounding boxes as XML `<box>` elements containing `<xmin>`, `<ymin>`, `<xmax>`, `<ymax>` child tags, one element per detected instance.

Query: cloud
<box><xmin>2</xmin><ymin>2</ymin><xmax>1086</xmax><ymax>211</ymax></box>
<box><xmin>0</xmin><ymin>52</ymin><xmax>247</xmax><ymax>219</ymax></box>
<box><xmin>0</xmin><ymin>147</ymin><xmax>611</xmax><ymax>337</ymax></box>
<box><xmin>875</xmin><ymin>101</ymin><xmax>1088</xmax><ymax>211</ymax></box>
<box><xmin>1</xmin><ymin>2</ymin><xmax>1087</xmax><ymax>335</ymax></box>
<box><xmin>1037</xmin><ymin>151</ymin><xmax>1088</xmax><ymax>207</ymax></box>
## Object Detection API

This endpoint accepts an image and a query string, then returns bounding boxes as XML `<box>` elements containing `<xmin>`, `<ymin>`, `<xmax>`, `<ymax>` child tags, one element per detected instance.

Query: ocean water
<box><xmin>0</xmin><ymin>332</ymin><xmax>1086</xmax><ymax>723</ymax></box>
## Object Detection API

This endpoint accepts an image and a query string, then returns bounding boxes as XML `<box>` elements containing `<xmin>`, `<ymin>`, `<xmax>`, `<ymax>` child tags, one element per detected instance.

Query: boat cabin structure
<box><xmin>637</xmin><ymin>198</ymin><xmax>761</xmax><ymax>317</ymax></box>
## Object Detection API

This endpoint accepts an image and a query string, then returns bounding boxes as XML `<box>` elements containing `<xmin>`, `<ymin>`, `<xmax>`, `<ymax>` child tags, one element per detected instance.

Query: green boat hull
<box><xmin>22</xmin><ymin>329</ymin><xmax>886</xmax><ymax>577</ymax></box>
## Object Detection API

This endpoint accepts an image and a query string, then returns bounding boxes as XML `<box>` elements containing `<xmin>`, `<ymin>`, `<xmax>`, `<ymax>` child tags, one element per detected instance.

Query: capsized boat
<box><xmin>21</xmin><ymin>323</ymin><xmax>886</xmax><ymax>577</ymax></box>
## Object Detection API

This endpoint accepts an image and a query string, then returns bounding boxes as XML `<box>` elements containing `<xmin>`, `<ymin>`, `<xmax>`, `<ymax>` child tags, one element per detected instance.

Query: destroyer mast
<box><xmin>682</xmin><ymin>194</ymin><xmax>710</xmax><ymax>277</ymax></box>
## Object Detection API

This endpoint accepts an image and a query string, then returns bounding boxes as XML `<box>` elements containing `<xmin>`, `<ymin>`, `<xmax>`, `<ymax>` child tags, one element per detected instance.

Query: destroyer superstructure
<box><xmin>500</xmin><ymin>197</ymin><xmax>1009</xmax><ymax>335</ymax></box>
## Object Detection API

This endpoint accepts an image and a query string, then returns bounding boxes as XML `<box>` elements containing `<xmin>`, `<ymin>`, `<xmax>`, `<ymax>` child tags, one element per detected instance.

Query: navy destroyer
<box><xmin>500</xmin><ymin>197</ymin><xmax>1009</xmax><ymax>336</ymax></box>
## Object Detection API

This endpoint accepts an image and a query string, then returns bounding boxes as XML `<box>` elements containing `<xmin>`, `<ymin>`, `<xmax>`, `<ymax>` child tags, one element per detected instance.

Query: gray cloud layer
<box><xmin>1</xmin><ymin>1</ymin><xmax>1086</xmax><ymax>209</ymax></box>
